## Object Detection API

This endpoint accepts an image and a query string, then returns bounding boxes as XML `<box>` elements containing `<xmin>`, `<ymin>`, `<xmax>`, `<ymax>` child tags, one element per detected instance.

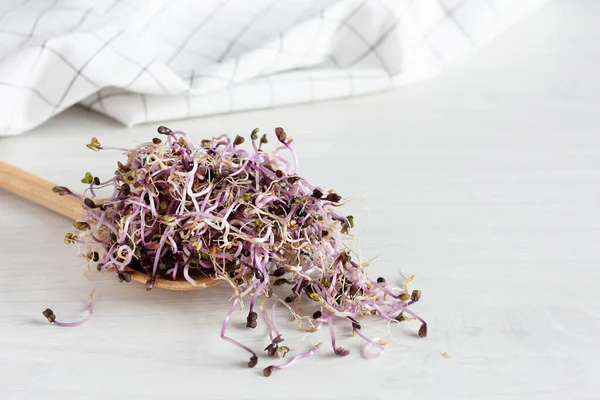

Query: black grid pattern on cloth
<box><xmin>0</xmin><ymin>0</ymin><xmax>547</xmax><ymax>135</ymax></box>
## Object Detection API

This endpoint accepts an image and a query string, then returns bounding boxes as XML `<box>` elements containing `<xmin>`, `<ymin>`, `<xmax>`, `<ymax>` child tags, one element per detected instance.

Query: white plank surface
<box><xmin>1</xmin><ymin>0</ymin><xmax>599</xmax><ymax>399</ymax></box>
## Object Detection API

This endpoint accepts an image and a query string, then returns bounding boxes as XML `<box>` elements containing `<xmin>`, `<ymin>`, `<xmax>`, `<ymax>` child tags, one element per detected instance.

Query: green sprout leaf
<box><xmin>278</xmin><ymin>346</ymin><xmax>290</xmax><ymax>357</ymax></box>
<box><xmin>347</xmin><ymin>215</ymin><xmax>354</xmax><ymax>228</ymax></box>
<box><xmin>52</xmin><ymin>186</ymin><xmax>68</xmax><ymax>196</ymax></box>
<box><xmin>308</xmin><ymin>292</ymin><xmax>320</xmax><ymax>302</ymax></box>
<box><xmin>64</xmin><ymin>233</ymin><xmax>77</xmax><ymax>244</ymax></box>
<box><xmin>86</xmin><ymin>137</ymin><xmax>101</xmax><ymax>152</ymax></box>
<box><xmin>81</xmin><ymin>172</ymin><xmax>94</xmax><ymax>184</ymax></box>
<box><xmin>73</xmin><ymin>221</ymin><xmax>91</xmax><ymax>231</ymax></box>
<box><xmin>161</xmin><ymin>215</ymin><xmax>176</xmax><ymax>223</ymax></box>
<box><xmin>123</xmin><ymin>171</ymin><xmax>136</xmax><ymax>184</ymax></box>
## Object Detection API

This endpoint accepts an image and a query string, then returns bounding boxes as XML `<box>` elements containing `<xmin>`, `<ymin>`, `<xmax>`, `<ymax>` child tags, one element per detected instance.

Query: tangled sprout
<box><xmin>48</xmin><ymin>126</ymin><xmax>427</xmax><ymax>374</ymax></box>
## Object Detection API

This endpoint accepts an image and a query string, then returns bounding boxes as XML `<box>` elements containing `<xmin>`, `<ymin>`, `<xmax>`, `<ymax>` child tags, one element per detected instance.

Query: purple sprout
<box><xmin>42</xmin><ymin>290</ymin><xmax>94</xmax><ymax>327</ymax></box>
<box><xmin>354</xmin><ymin>328</ymin><xmax>385</xmax><ymax>359</ymax></box>
<box><xmin>261</xmin><ymin>299</ymin><xmax>285</xmax><ymax>357</ymax></box>
<box><xmin>327</xmin><ymin>313</ymin><xmax>350</xmax><ymax>357</ymax></box>
<box><xmin>263</xmin><ymin>342</ymin><xmax>322</xmax><ymax>377</ymax></box>
<box><xmin>46</xmin><ymin>126</ymin><xmax>427</xmax><ymax>374</ymax></box>
<box><xmin>221</xmin><ymin>299</ymin><xmax>259</xmax><ymax>367</ymax></box>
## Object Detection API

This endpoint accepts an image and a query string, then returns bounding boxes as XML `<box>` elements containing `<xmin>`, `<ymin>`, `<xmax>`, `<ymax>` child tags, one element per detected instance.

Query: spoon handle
<box><xmin>0</xmin><ymin>161</ymin><xmax>82</xmax><ymax>220</ymax></box>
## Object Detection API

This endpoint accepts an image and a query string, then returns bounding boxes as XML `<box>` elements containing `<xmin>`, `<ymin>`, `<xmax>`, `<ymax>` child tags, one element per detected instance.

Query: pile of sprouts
<box><xmin>47</xmin><ymin>126</ymin><xmax>427</xmax><ymax>376</ymax></box>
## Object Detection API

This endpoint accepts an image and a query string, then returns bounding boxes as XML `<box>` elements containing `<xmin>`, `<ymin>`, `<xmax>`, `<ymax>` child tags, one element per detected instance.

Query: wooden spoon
<box><xmin>0</xmin><ymin>161</ymin><xmax>218</xmax><ymax>290</ymax></box>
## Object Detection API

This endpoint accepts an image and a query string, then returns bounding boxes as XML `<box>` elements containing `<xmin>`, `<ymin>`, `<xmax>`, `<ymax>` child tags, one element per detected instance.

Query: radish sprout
<box><xmin>45</xmin><ymin>126</ymin><xmax>427</xmax><ymax>375</ymax></box>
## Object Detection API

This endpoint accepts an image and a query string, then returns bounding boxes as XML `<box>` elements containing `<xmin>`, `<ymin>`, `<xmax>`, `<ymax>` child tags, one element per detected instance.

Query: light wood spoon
<box><xmin>0</xmin><ymin>161</ymin><xmax>219</xmax><ymax>290</ymax></box>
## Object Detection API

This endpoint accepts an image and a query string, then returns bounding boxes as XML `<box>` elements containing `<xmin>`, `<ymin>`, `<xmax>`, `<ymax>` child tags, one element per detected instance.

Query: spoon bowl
<box><xmin>0</xmin><ymin>161</ymin><xmax>219</xmax><ymax>290</ymax></box>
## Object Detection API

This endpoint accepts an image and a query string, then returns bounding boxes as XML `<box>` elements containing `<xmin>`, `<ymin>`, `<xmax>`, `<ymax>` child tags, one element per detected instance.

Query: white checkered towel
<box><xmin>0</xmin><ymin>0</ymin><xmax>547</xmax><ymax>136</ymax></box>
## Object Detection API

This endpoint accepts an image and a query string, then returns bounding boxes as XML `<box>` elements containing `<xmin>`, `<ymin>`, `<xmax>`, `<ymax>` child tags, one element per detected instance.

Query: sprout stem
<box><xmin>263</xmin><ymin>342</ymin><xmax>322</xmax><ymax>377</ymax></box>
<box><xmin>221</xmin><ymin>299</ymin><xmax>258</xmax><ymax>367</ymax></box>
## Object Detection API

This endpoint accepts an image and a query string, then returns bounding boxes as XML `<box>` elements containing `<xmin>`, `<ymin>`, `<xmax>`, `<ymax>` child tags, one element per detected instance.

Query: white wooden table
<box><xmin>1</xmin><ymin>0</ymin><xmax>599</xmax><ymax>398</ymax></box>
